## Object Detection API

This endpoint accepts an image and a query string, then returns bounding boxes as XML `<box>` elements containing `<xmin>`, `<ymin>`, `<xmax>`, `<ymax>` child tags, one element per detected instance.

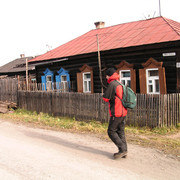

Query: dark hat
<box><xmin>106</xmin><ymin>68</ymin><xmax>116</xmax><ymax>76</ymax></box>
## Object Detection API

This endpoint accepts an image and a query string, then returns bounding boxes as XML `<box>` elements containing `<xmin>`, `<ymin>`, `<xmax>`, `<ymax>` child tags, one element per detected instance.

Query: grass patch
<box><xmin>0</xmin><ymin>109</ymin><xmax>108</xmax><ymax>134</ymax></box>
<box><xmin>126</xmin><ymin>126</ymin><xmax>179</xmax><ymax>135</ymax></box>
<box><xmin>0</xmin><ymin>109</ymin><xmax>179</xmax><ymax>158</ymax></box>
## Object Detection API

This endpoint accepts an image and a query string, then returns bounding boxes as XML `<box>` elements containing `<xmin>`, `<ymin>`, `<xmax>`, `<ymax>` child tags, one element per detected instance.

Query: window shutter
<box><xmin>159</xmin><ymin>67</ymin><xmax>167</xmax><ymax>94</ymax></box>
<box><xmin>130</xmin><ymin>69</ymin><xmax>136</xmax><ymax>93</ymax></box>
<box><xmin>66</xmin><ymin>74</ymin><xmax>71</xmax><ymax>91</ymax></box>
<box><xmin>77</xmin><ymin>72</ymin><xmax>83</xmax><ymax>93</ymax></box>
<box><xmin>90</xmin><ymin>71</ymin><xmax>94</xmax><ymax>93</ymax></box>
<box><xmin>41</xmin><ymin>76</ymin><xmax>46</xmax><ymax>91</ymax></box>
<box><xmin>55</xmin><ymin>75</ymin><xmax>60</xmax><ymax>90</ymax></box>
<box><xmin>139</xmin><ymin>69</ymin><xmax>146</xmax><ymax>94</ymax></box>
<box><xmin>51</xmin><ymin>75</ymin><xmax>54</xmax><ymax>90</ymax></box>
<box><xmin>66</xmin><ymin>74</ymin><xmax>70</xmax><ymax>82</ymax></box>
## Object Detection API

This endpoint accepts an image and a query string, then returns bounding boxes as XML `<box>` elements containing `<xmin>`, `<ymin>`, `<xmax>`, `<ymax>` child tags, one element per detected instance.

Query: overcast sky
<box><xmin>0</xmin><ymin>0</ymin><xmax>179</xmax><ymax>66</ymax></box>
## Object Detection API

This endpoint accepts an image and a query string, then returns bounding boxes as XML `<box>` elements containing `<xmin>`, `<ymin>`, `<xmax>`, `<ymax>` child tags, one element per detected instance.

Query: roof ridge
<box><xmin>92</xmin><ymin>16</ymin><xmax>162</xmax><ymax>30</ymax></box>
<box><xmin>162</xmin><ymin>16</ymin><xmax>180</xmax><ymax>36</ymax></box>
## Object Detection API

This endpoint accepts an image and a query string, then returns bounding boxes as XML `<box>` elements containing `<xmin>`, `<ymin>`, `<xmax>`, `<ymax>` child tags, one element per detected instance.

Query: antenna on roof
<box><xmin>159</xmin><ymin>0</ymin><xmax>161</xmax><ymax>16</ymax></box>
<box><xmin>143</xmin><ymin>11</ymin><xmax>156</xmax><ymax>20</ymax></box>
<box><xmin>46</xmin><ymin>44</ymin><xmax>52</xmax><ymax>52</ymax></box>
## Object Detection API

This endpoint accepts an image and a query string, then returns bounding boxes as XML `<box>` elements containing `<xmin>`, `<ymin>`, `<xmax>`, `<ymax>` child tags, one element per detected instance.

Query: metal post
<box><xmin>159</xmin><ymin>0</ymin><xmax>161</xmax><ymax>16</ymax></box>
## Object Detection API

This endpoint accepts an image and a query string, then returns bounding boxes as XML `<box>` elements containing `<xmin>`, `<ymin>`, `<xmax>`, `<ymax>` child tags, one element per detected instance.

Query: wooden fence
<box><xmin>0</xmin><ymin>78</ymin><xmax>18</xmax><ymax>103</ymax></box>
<box><xmin>0</xmin><ymin>78</ymin><xmax>179</xmax><ymax>127</ymax></box>
<box><xmin>18</xmin><ymin>91</ymin><xmax>180</xmax><ymax>127</ymax></box>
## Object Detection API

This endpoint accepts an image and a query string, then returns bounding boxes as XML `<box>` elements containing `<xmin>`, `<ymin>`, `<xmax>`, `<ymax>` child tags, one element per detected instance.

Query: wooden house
<box><xmin>29</xmin><ymin>17</ymin><xmax>180</xmax><ymax>94</ymax></box>
<box><xmin>0</xmin><ymin>54</ymin><xmax>36</xmax><ymax>82</ymax></box>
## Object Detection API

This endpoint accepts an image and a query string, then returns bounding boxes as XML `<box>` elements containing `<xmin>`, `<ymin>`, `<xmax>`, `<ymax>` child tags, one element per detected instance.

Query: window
<box><xmin>61</xmin><ymin>75</ymin><xmax>68</xmax><ymax>91</ymax></box>
<box><xmin>31</xmin><ymin>78</ymin><xmax>36</xmax><ymax>83</ymax></box>
<box><xmin>115</xmin><ymin>61</ymin><xmax>136</xmax><ymax>93</ymax></box>
<box><xmin>146</xmin><ymin>68</ymin><xmax>160</xmax><ymax>94</ymax></box>
<box><xmin>77</xmin><ymin>64</ymin><xmax>94</xmax><ymax>93</ymax></box>
<box><xmin>120</xmin><ymin>70</ymin><xmax>131</xmax><ymax>87</ymax></box>
<box><xmin>140</xmin><ymin>58</ymin><xmax>166</xmax><ymax>94</ymax></box>
<box><xmin>46</xmin><ymin>75</ymin><xmax>52</xmax><ymax>91</ymax></box>
<box><xmin>83</xmin><ymin>72</ymin><xmax>91</xmax><ymax>93</ymax></box>
<box><xmin>56</xmin><ymin>68</ymin><xmax>70</xmax><ymax>92</ymax></box>
<box><xmin>61</xmin><ymin>75</ymin><xmax>67</xmax><ymax>82</ymax></box>
<box><xmin>41</xmin><ymin>68</ymin><xmax>54</xmax><ymax>91</ymax></box>
<box><xmin>46</xmin><ymin>75</ymin><xmax>52</xmax><ymax>82</ymax></box>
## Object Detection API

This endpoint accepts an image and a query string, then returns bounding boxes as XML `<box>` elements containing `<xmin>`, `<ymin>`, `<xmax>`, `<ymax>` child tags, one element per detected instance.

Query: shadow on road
<box><xmin>23</xmin><ymin>130</ymin><xmax>113</xmax><ymax>159</ymax></box>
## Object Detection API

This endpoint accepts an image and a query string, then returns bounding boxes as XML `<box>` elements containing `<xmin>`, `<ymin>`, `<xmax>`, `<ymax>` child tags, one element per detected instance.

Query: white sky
<box><xmin>0</xmin><ymin>0</ymin><xmax>179</xmax><ymax>66</ymax></box>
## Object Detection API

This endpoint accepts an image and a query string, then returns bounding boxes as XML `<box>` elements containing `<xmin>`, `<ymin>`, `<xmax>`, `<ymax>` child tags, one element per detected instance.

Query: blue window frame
<box><xmin>41</xmin><ymin>68</ymin><xmax>54</xmax><ymax>91</ymax></box>
<box><xmin>55</xmin><ymin>68</ymin><xmax>70</xmax><ymax>91</ymax></box>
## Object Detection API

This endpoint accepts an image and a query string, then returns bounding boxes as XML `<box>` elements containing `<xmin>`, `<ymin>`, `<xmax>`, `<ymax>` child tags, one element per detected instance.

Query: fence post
<box><xmin>178</xmin><ymin>94</ymin><xmax>180</xmax><ymax>125</ymax></box>
<box><xmin>98</xmin><ymin>94</ymin><xmax>102</xmax><ymax>122</ymax></box>
<box><xmin>158</xmin><ymin>95</ymin><xmax>162</xmax><ymax>127</ymax></box>
<box><xmin>164</xmin><ymin>94</ymin><xmax>168</xmax><ymax>126</ymax></box>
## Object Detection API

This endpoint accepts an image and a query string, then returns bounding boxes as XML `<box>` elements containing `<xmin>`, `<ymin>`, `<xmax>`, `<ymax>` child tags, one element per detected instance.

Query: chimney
<box><xmin>20</xmin><ymin>54</ymin><xmax>25</xmax><ymax>58</ymax></box>
<box><xmin>94</xmin><ymin>21</ymin><xmax>105</xmax><ymax>29</ymax></box>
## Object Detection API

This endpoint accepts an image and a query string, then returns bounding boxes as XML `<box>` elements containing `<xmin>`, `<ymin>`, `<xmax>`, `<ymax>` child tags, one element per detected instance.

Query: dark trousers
<box><xmin>108</xmin><ymin>116</ymin><xmax>127</xmax><ymax>152</ymax></box>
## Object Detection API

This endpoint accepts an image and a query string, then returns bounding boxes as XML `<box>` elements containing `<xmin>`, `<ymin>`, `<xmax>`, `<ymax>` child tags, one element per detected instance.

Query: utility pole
<box><xmin>96</xmin><ymin>34</ymin><xmax>103</xmax><ymax>94</ymax></box>
<box><xmin>26</xmin><ymin>58</ymin><xmax>29</xmax><ymax>91</ymax></box>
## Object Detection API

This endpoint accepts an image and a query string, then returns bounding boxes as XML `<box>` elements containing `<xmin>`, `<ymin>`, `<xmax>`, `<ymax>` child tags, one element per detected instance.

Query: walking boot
<box><xmin>113</xmin><ymin>151</ymin><xmax>127</xmax><ymax>159</ymax></box>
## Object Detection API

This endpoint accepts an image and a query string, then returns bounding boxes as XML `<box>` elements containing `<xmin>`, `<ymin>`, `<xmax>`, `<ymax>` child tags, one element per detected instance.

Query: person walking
<box><xmin>103</xmin><ymin>67</ymin><xmax>128</xmax><ymax>159</ymax></box>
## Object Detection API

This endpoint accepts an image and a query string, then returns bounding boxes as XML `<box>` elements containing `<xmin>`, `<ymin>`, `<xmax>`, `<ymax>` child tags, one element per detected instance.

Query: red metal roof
<box><xmin>29</xmin><ymin>17</ymin><xmax>180</xmax><ymax>62</ymax></box>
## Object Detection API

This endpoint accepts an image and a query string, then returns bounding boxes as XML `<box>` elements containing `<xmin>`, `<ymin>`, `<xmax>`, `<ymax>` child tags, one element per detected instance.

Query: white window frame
<box><xmin>46</xmin><ymin>75</ymin><xmax>52</xmax><ymax>82</ymax></box>
<box><xmin>61</xmin><ymin>75</ymin><xmax>68</xmax><ymax>92</ymax></box>
<box><xmin>146</xmin><ymin>68</ymin><xmax>160</xmax><ymax>94</ymax></box>
<box><xmin>119</xmin><ymin>70</ymin><xmax>131</xmax><ymax>87</ymax></box>
<box><xmin>83</xmin><ymin>72</ymin><xmax>91</xmax><ymax>93</ymax></box>
<box><xmin>46</xmin><ymin>75</ymin><xmax>52</xmax><ymax>91</ymax></box>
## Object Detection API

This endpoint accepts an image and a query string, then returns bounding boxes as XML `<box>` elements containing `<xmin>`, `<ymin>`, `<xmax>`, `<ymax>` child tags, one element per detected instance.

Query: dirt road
<box><xmin>0</xmin><ymin>119</ymin><xmax>179</xmax><ymax>180</ymax></box>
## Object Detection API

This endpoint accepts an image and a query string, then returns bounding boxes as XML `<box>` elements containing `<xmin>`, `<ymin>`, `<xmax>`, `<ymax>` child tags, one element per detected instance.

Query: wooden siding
<box><xmin>33</xmin><ymin>42</ymin><xmax>179</xmax><ymax>94</ymax></box>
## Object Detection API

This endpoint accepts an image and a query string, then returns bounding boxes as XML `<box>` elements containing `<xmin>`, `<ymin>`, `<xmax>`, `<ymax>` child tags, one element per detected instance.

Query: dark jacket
<box><xmin>103</xmin><ymin>72</ymin><xmax>127</xmax><ymax>117</ymax></box>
